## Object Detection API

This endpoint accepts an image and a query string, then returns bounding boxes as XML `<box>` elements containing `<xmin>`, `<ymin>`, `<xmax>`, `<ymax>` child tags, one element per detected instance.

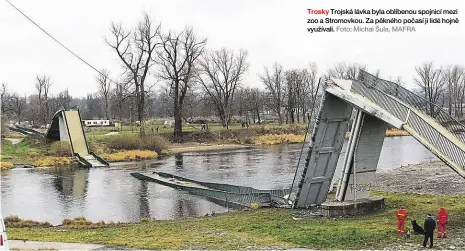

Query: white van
<box><xmin>0</xmin><ymin>217</ymin><xmax>8</xmax><ymax>251</ymax></box>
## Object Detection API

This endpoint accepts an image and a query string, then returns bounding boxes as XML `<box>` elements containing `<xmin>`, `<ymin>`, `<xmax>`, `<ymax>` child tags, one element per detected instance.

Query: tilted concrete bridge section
<box><xmin>46</xmin><ymin>109</ymin><xmax>109</xmax><ymax>167</ymax></box>
<box><xmin>289</xmin><ymin>71</ymin><xmax>465</xmax><ymax>208</ymax></box>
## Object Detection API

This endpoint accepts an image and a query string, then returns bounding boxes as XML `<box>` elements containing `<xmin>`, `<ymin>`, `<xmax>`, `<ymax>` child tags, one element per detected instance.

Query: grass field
<box><xmin>6</xmin><ymin>191</ymin><xmax>464</xmax><ymax>250</ymax></box>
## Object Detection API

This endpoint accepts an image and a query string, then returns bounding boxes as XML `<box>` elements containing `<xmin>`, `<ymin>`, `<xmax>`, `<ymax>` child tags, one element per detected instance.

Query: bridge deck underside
<box><xmin>294</xmin><ymin>94</ymin><xmax>352</xmax><ymax>207</ymax></box>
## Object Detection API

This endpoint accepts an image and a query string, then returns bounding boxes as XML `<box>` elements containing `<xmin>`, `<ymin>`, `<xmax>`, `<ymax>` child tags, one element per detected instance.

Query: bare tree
<box><xmin>35</xmin><ymin>75</ymin><xmax>52</xmax><ymax>124</ymax></box>
<box><xmin>284</xmin><ymin>69</ymin><xmax>299</xmax><ymax>124</ymax></box>
<box><xmin>443</xmin><ymin>65</ymin><xmax>464</xmax><ymax>117</ymax></box>
<box><xmin>106</xmin><ymin>12</ymin><xmax>161</xmax><ymax>137</ymax></box>
<box><xmin>1</xmin><ymin>83</ymin><xmax>11</xmax><ymax>116</ymax></box>
<box><xmin>282</xmin><ymin>63</ymin><xmax>320</xmax><ymax>124</ymax></box>
<box><xmin>327</xmin><ymin>62</ymin><xmax>367</xmax><ymax>80</ymax></box>
<box><xmin>250</xmin><ymin>88</ymin><xmax>264</xmax><ymax>124</ymax></box>
<box><xmin>414</xmin><ymin>62</ymin><xmax>446</xmax><ymax>116</ymax></box>
<box><xmin>197</xmin><ymin>48</ymin><xmax>249</xmax><ymax>128</ymax></box>
<box><xmin>157</xmin><ymin>27</ymin><xmax>207</xmax><ymax>141</ymax></box>
<box><xmin>8</xmin><ymin>94</ymin><xmax>26</xmax><ymax>124</ymax></box>
<box><xmin>85</xmin><ymin>93</ymin><xmax>103</xmax><ymax>119</ymax></box>
<box><xmin>259</xmin><ymin>63</ymin><xmax>285</xmax><ymax>124</ymax></box>
<box><xmin>233</xmin><ymin>87</ymin><xmax>265</xmax><ymax>125</ymax></box>
<box><xmin>96</xmin><ymin>69</ymin><xmax>112</xmax><ymax>119</ymax></box>
<box><xmin>56</xmin><ymin>89</ymin><xmax>73</xmax><ymax>109</ymax></box>
<box><xmin>110</xmin><ymin>80</ymin><xmax>132</xmax><ymax>121</ymax></box>
<box><xmin>301</xmin><ymin>63</ymin><xmax>320</xmax><ymax>123</ymax></box>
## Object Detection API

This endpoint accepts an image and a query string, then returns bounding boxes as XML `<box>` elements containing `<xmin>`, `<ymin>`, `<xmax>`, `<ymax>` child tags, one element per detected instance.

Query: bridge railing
<box><xmin>357</xmin><ymin>70</ymin><xmax>465</xmax><ymax>143</ymax></box>
<box><xmin>354</xmin><ymin>71</ymin><xmax>465</xmax><ymax>169</ymax></box>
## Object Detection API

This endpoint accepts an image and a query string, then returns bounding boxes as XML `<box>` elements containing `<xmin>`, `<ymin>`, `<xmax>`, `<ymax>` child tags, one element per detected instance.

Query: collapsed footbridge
<box><xmin>289</xmin><ymin>70</ymin><xmax>465</xmax><ymax>208</ymax></box>
<box><xmin>134</xmin><ymin>70</ymin><xmax>465</xmax><ymax>209</ymax></box>
<box><xmin>45</xmin><ymin>109</ymin><xmax>109</xmax><ymax>167</ymax></box>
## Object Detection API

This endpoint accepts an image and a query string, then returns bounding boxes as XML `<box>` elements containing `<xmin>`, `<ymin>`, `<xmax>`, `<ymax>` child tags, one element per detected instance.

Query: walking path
<box><xmin>104</xmin><ymin>132</ymin><xmax>120</xmax><ymax>136</ymax></box>
<box><xmin>9</xmin><ymin>240</ymin><xmax>105</xmax><ymax>250</ymax></box>
<box><xmin>9</xmin><ymin>240</ymin><xmax>320</xmax><ymax>250</ymax></box>
<box><xmin>4</xmin><ymin>137</ymin><xmax>23</xmax><ymax>145</ymax></box>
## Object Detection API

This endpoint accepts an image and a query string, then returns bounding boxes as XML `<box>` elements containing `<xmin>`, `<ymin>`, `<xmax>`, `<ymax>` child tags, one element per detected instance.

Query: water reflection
<box><xmin>2</xmin><ymin>136</ymin><xmax>435</xmax><ymax>224</ymax></box>
<box><xmin>138</xmin><ymin>181</ymin><xmax>150</xmax><ymax>219</ymax></box>
<box><xmin>174</xmin><ymin>153</ymin><xmax>183</xmax><ymax>169</ymax></box>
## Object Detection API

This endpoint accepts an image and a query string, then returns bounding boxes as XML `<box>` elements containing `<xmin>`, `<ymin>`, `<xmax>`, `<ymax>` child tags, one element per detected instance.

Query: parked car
<box><xmin>0</xmin><ymin>217</ymin><xmax>9</xmax><ymax>251</ymax></box>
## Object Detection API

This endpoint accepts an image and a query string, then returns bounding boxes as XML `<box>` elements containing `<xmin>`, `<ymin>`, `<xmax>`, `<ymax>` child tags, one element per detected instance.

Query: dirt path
<box><xmin>373</xmin><ymin>161</ymin><xmax>465</xmax><ymax>196</ymax></box>
<box><xmin>104</xmin><ymin>131</ymin><xmax>119</xmax><ymax>136</ymax></box>
<box><xmin>4</xmin><ymin>137</ymin><xmax>23</xmax><ymax>145</ymax></box>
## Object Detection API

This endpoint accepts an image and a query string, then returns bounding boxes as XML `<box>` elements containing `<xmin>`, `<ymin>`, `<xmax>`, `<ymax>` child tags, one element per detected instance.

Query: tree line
<box><xmin>1</xmin><ymin>12</ymin><xmax>464</xmax><ymax>140</ymax></box>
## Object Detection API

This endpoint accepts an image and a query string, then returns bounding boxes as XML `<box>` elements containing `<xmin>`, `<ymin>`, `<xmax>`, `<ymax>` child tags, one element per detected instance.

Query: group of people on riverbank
<box><xmin>396</xmin><ymin>206</ymin><xmax>449</xmax><ymax>248</ymax></box>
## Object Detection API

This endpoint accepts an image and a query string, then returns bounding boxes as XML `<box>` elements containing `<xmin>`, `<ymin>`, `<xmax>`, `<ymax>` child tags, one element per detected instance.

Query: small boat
<box><xmin>130</xmin><ymin>172</ymin><xmax>291</xmax><ymax>208</ymax></box>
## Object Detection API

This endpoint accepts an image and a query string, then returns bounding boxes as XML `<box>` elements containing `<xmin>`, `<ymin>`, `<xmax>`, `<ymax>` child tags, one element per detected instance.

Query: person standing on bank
<box><xmin>396</xmin><ymin>205</ymin><xmax>407</xmax><ymax>235</ymax></box>
<box><xmin>423</xmin><ymin>214</ymin><xmax>436</xmax><ymax>248</ymax></box>
<box><xmin>437</xmin><ymin>207</ymin><xmax>449</xmax><ymax>238</ymax></box>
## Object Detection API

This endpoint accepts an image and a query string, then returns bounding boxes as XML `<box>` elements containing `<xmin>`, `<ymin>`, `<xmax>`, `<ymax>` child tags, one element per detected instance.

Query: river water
<box><xmin>1</xmin><ymin>136</ymin><xmax>436</xmax><ymax>225</ymax></box>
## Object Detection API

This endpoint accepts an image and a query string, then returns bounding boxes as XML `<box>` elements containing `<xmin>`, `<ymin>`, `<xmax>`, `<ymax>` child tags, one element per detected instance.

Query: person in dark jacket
<box><xmin>423</xmin><ymin>214</ymin><xmax>436</xmax><ymax>248</ymax></box>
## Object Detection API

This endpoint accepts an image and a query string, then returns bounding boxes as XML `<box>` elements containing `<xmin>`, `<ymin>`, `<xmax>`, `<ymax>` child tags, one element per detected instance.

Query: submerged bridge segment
<box><xmin>290</xmin><ymin>71</ymin><xmax>465</xmax><ymax>208</ymax></box>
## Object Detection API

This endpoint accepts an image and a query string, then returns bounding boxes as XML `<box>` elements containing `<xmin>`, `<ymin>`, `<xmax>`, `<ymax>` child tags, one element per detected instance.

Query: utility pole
<box><xmin>129</xmin><ymin>106</ymin><xmax>133</xmax><ymax>133</ymax></box>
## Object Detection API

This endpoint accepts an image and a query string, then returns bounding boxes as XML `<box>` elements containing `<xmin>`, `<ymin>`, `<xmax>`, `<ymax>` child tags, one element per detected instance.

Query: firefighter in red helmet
<box><xmin>396</xmin><ymin>205</ymin><xmax>407</xmax><ymax>235</ymax></box>
<box><xmin>437</xmin><ymin>207</ymin><xmax>449</xmax><ymax>238</ymax></box>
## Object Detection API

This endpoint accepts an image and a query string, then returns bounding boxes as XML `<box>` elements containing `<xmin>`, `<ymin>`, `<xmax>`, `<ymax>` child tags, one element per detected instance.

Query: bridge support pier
<box><xmin>321</xmin><ymin>195</ymin><xmax>385</xmax><ymax>217</ymax></box>
<box><xmin>336</xmin><ymin>110</ymin><xmax>388</xmax><ymax>202</ymax></box>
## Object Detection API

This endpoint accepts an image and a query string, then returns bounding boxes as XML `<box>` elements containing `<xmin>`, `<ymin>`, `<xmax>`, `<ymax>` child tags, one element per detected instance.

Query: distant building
<box><xmin>164</xmin><ymin>120</ymin><xmax>174</xmax><ymax>128</ymax></box>
<box><xmin>82</xmin><ymin>119</ymin><xmax>110</xmax><ymax>127</ymax></box>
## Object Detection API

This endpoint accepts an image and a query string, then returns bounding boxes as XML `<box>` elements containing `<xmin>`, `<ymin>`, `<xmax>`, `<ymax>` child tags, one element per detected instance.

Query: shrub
<box><xmin>140</xmin><ymin>217</ymin><xmax>151</xmax><ymax>223</ymax></box>
<box><xmin>26</xmin><ymin>148</ymin><xmax>43</xmax><ymax>158</ymax></box>
<box><xmin>251</xmin><ymin>134</ymin><xmax>305</xmax><ymax>145</ymax></box>
<box><xmin>88</xmin><ymin>141</ymin><xmax>109</xmax><ymax>154</ymax></box>
<box><xmin>62</xmin><ymin>217</ymin><xmax>107</xmax><ymax>229</ymax></box>
<box><xmin>0</xmin><ymin>162</ymin><xmax>14</xmax><ymax>170</ymax></box>
<box><xmin>101</xmin><ymin>150</ymin><xmax>157</xmax><ymax>162</ymax></box>
<box><xmin>141</xmin><ymin>136</ymin><xmax>169</xmax><ymax>153</ymax></box>
<box><xmin>62</xmin><ymin>217</ymin><xmax>93</xmax><ymax>226</ymax></box>
<box><xmin>4</xmin><ymin>215</ymin><xmax>52</xmax><ymax>227</ymax></box>
<box><xmin>104</xmin><ymin>134</ymin><xmax>168</xmax><ymax>153</ymax></box>
<box><xmin>104</xmin><ymin>134</ymin><xmax>142</xmax><ymax>150</ymax></box>
<box><xmin>1</xmin><ymin>139</ymin><xmax>12</xmax><ymax>148</ymax></box>
<box><xmin>50</xmin><ymin>141</ymin><xmax>72</xmax><ymax>157</ymax></box>
<box><xmin>33</xmin><ymin>157</ymin><xmax>73</xmax><ymax>167</ymax></box>
<box><xmin>250</xmin><ymin>203</ymin><xmax>260</xmax><ymax>209</ymax></box>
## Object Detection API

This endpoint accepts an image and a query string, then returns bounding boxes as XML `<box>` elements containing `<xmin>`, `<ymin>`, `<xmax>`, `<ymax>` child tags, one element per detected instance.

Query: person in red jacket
<box><xmin>396</xmin><ymin>205</ymin><xmax>408</xmax><ymax>235</ymax></box>
<box><xmin>437</xmin><ymin>207</ymin><xmax>449</xmax><ymax>238</ymax></box>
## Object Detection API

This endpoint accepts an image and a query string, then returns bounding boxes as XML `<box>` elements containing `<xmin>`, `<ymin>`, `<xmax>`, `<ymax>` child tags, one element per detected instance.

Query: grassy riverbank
<box><xmin>6</xmin><ymin>192</ymin><xmax>465</xmax><ymax>250</ymax></box>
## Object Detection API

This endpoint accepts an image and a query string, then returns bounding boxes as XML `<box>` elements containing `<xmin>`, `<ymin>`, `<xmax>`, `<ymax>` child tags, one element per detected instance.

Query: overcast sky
<box><xmin>1</xmin><ymin>0</ymin><xmax>464</xmax><ymax>97</ymax></box>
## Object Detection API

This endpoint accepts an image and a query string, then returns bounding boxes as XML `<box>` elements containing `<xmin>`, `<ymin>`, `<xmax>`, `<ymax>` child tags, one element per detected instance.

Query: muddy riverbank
<box><xmin>373</xmin><ymin>161</ymin><xmax>465</xmax><ymax>195</ymax></box>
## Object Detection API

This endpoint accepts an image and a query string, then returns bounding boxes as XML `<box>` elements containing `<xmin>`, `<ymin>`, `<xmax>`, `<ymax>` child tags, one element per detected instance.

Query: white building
<box><xmin>82</xmin><ymin>119</ymin><xmax>110</xmax><ymax>127</ymax></box>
